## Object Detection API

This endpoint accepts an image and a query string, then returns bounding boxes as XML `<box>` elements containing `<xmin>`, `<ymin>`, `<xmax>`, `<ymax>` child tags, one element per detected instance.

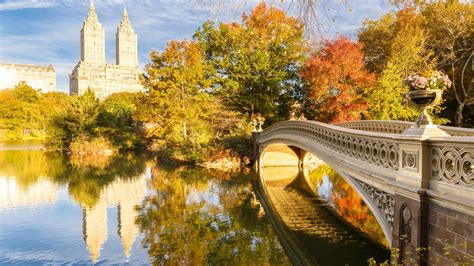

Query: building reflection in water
<box><xmin>0</xmin><ymin>176</ymin><xmax>58</xmax><ymax>209</ymax></box>
<box><xmin>82</xmin><ymin>173</ymin><xmax>147</xmax><ymax>263</ymax></box>
<box><xmin>0</xmin><ymin>172</ymin><xmax>147</xmax><ymax>263</ymax></box>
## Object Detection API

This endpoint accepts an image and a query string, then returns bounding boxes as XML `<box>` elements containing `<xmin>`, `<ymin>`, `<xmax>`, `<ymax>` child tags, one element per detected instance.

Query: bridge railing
<box><xmin>258</xmin><ymin>120</ymin><xmax>474</xmax><ymax>191</ymax></box>
<box><xmin>259</xmin><ymin>120</ymin><xmax>403</xmax><ymax>172</ymax></box>
<box><xmin>337</xmin><ymin>120</ymin><xmax>413</xmax><ymax>134</ymax></box>
<box><xmin>337</xmin><ymin>120</ymin><xmax>474</xmax><ymax>136</ymax></box>
<box><xmin>430</xmin><ymin>137</ymin><xmax>474</xmax><ymax>188</ymax></box>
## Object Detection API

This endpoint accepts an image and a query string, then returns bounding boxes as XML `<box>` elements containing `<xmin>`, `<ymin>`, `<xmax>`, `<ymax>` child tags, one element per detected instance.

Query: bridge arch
<box><xmin>259</xmin><ymin>141</ymin><xmax>394</xmax><ymax>246</ymax></box>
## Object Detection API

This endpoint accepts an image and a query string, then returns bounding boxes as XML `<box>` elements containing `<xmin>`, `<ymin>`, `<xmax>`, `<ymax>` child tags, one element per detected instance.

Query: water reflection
<box><xmin>0</xmin><ymin>150</ymin><xmax>289</xmax><ymax>265</ymax></box>
<box><xmin>0</xmin><ymin>177</ymin><xmax>57</xmax><ymax>208</ymax></box>
<box><xmin>82</xmin><ymin>174</ymin><xmax>147</xmax><ymax>262</ymax></box>
<box><xmin>0</xmin><ymin>150</ymin><xmax>151</xmax><ymax>264</ymax></box>
<box><xmin>307</xmin><ymin>164</ymin><xmax>388</xmax><ymax>246</ymax></box>
<box><xmin>138</xmin><ymin>166</ymin><xmax>290</xmax><ymax>265</ymax></box>
<box><xmin>261</xmin><ymin>164</ymin><xmax>390</xmax><ymax>265</ymax></box>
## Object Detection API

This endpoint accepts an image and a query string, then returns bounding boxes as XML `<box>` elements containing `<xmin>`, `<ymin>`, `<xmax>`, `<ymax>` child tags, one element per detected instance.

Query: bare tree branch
<box><xmin>193</xmin><ymin>0</ymin><xmax>352</xmax><ymax>38</ymax></box>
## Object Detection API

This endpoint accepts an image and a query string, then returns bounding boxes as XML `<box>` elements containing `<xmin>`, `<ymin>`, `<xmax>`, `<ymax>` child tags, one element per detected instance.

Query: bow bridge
<box><xmin>254</xmin><ymin>120</ymin><xmax>474</xmax><ymax>265</ymax></box>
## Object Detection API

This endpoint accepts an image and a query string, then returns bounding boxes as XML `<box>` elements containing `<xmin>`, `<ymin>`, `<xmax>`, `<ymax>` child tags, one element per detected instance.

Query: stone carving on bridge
<box><xmin>353</xmin><ymin>179</ymin><xmax>395</xmax><ymax>233</ymax></box>
<box><xmin>398</xmin><ymin>205</ymin><xmax>412</xmax><ymax>264</ymax></box>
<box><xmin>401</xmin><ymin>206</ymin><xmax>412</xmax><ymax>241</ymax></box>
<box><xmin>251</xmin><ymin>114</ymin><xmax>266</xmax><ymax>132</ymax></box>
<box><xmin>402</xmin><ymin>151</ymin><xmax>419</xmax><ymax>172</ymax></box>
<box><xmin>432</xmin><ymin>146</ymin><xmax>474</xmax><ymax>187</ymax></box>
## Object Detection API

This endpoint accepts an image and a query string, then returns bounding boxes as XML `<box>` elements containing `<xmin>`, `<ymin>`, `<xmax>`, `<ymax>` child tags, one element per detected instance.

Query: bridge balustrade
<box><xmin>338</xmin><ymin>120</ymin><xmax>474</xmax><ymax>137</ymax></box>
<box><xmin>259</xmin><ymin>120</ymin><xmax>402</xmax><ymax>171</ymax></box>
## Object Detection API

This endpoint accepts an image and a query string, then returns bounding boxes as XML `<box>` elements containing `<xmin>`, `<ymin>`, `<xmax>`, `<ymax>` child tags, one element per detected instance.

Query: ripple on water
<box><xmin>0</xmin><ymin>248</ymin><xmax>92</xmax><ymax>265</ymax></box>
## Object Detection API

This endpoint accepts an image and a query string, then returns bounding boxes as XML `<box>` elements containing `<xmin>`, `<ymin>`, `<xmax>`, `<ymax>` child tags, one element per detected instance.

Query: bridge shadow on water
<box><xmin>259</xmin><ymin>165</ymin><xmax>390</xmax><ymax>265</ymax></box>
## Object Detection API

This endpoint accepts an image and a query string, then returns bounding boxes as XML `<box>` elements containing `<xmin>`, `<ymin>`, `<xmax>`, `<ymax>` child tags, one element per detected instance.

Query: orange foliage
<box><xmin>300</xmin><ymin>36</ymin><xmax>376</xmax><ymax>124</ymax></box>
<box><xmin>329</xmin><ymin>178</ymin><xmax>388</xmax><ymax>246</ymax></box>
<box><xmin>243</xmin><ymin>3</ymin><xmax>304</xmax><ymax>42</ymax></box>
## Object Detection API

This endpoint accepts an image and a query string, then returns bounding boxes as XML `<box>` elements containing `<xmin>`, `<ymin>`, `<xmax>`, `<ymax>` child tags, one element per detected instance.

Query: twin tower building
<box><xmin>70</xmin><ymin>1</ymin><xmax>143</xmax><ymax>100</ymax></box>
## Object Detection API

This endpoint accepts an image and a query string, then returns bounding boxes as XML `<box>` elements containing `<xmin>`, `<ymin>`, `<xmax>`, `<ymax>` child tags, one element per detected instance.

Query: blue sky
<box><xmin>0</xmin><ymin>0</ymin><xmax>397</xmax><ymax>92</ymax></box>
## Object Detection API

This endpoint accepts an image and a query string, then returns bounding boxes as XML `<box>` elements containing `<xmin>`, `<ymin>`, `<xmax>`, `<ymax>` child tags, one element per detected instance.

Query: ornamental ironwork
<box><xmin>353</xmin><ymin>179</ymin><xmax>395</xmax><ymax>233</ymax></box>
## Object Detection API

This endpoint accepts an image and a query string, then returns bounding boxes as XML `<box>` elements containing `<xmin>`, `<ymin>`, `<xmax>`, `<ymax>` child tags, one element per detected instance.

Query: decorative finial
<box><xmin>90</xmin><ymin>0</ymin><xmax>95</xmax><ymax>9</ymax></box>
<box><xmin>123</xmin><ymin>6</ymin><xmax>128</xmax><ymax>16</ymax></box>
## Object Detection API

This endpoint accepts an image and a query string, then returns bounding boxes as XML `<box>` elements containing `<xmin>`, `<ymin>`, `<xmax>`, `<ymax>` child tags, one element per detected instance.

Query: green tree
<box><xmin>194</xmin><ymin>3</ymin><xmax>305</xmax><ymax>123</ymax></box>
<box><xmin>98</xmin><ymin>92</ymin><xmax>145</xmax><ymax>150</ymax></box>
<box><xmin>48</xmin><ymin>88</ymin><xmax>101</xmax><ymax>150</ymax></box>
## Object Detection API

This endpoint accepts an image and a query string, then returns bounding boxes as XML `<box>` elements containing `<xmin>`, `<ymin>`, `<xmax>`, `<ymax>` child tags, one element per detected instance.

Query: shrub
<box><xmin>69</xmin><ymin>135</ymin><xmax>116</xmax><ymax>156</ymax></box>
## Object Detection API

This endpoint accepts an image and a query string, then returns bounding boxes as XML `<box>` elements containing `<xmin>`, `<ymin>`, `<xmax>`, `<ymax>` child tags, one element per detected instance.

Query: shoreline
<box><xmin>0</xmin><ymin>141</ymin><xmax>44</xmax><ymax>151</ymax></box>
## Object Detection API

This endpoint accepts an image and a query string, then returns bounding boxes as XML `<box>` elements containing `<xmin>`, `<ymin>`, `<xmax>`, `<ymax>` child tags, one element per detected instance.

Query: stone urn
<box><xmin>405</xmin><ymin>89</ymin><xmax>443</xmax><ymax>127</ymax></box>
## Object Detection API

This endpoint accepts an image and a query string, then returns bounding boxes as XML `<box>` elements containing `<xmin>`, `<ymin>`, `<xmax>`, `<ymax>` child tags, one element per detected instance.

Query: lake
<box><xmin>0</xmin><ymin>150</ymin><xmax>389</xmax><ymax>265</ymax></box>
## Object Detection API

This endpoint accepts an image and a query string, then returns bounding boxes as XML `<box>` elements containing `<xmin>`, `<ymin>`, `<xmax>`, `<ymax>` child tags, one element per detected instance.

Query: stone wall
<box><xmin>427</xmin><ymin>202</ymin><xmax>474</xmax><ymax>265</ymax></box>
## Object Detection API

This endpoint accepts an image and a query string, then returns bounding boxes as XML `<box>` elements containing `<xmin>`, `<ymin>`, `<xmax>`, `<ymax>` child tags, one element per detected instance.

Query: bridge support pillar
<box><xmin>392</xmin><ymin>191</ymin><xmax>429</xmax><ymax>265</ymax></box>
<box><xmin>288</xmin><ymin>146</ymin><xmax>307</xmax><ymax>169</ymax></box>
<box><xmin>390</xmin><ymin>139</ymin><xmax>434</xmax><ymax>265</ymax></box>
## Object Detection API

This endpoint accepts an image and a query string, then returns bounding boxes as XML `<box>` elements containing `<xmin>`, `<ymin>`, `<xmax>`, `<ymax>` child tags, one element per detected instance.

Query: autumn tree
<box><xmin>0</xmin><ymin>82</ymin><xmax>43</xmax><ymax>139</ymax></box>
<box><xmin>139</xmin><ymin>40</ymin><xmax>216</xmax><ymax>161</ymax></box>
<box><xmin>359</xmin><ymin>4</ymin><xmax>472</xmax><ymax>125</ymax></box>
<box><xmin>300</xmin><ymin>36</ymin><xmax>375</xmax><ymax>123</ymax></box>
<box><xmin>359</xmin><ymin>8</ymin><xmax>433</xmax><ymax>121</ymax></box>
<box><xmin>194</xmin><ymin>3</ymin><xmax>305</xmax><ymax>123</ymax></box>
<box><xmin>358</xmin><ymin>13</ymin><xmax>396</xmax><ymax>75</ymax></box>
<box><xmin>422</xmin><ymin>3</ymin><xmax>474</xmax><ymax>126</ymax></box>
<box><xmin>39</xmin><ymin>91</ymin><xmax>71</xmax><ymax>137</ymax></box>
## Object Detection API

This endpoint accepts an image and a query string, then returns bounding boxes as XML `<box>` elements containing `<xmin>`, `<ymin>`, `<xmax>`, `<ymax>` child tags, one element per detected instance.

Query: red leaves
<box><xmin>301</xmin><ymin>36</ymin><xmax>375</xmax><ymax>124</ymax></box>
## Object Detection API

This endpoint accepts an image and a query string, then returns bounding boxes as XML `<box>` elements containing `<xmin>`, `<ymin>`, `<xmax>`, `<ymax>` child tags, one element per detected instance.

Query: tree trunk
<box><xmin>181</xmin><ymin>84</ymin><xmax>187</xmax><ymax>139</ymax></box>
<box><xmin>455</xmin><ymin>101</ymin><xmax>465</xmax><ymax>127</ymax></box>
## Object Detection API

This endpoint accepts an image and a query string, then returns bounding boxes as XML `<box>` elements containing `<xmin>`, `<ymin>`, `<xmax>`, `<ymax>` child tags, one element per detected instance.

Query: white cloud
<box><xmin>0</xmin><ymin>0</ymin><xmax>56</xmax><ymax>11</ymax></box>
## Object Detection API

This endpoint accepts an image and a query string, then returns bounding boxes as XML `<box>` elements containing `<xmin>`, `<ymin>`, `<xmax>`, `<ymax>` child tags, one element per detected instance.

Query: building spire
<box><xmin>85</xmin><ymin>0</ymin><xmax>99</xmax><ymax>24</ymax></box>
<box><xmin>118</xmin><ymin>6</ymin><xmax>131</xmax><ymax>29</ymax></box>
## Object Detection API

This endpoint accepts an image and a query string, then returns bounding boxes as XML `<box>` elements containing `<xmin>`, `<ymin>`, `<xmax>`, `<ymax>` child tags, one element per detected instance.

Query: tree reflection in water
<box><xmin>137</xmin><ymin>166</ymin><xmax>290</xmax><ymax>265</ymax></box>
<box><xmin>0</xmin><ymin>150</ymin><xmax>149</xmax><ymax>208</ymax></box>
<box><xmin>309</xmin><ymin>164</ymin><xmax>388</xmax><ymax>247</ymax></box>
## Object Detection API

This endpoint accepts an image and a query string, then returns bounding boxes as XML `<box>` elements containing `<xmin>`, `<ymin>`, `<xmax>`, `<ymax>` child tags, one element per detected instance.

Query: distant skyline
<box><xmin>0</xmin><ymin>0</ymin><xmax>397</xmax><ymax>92</ymax></box>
